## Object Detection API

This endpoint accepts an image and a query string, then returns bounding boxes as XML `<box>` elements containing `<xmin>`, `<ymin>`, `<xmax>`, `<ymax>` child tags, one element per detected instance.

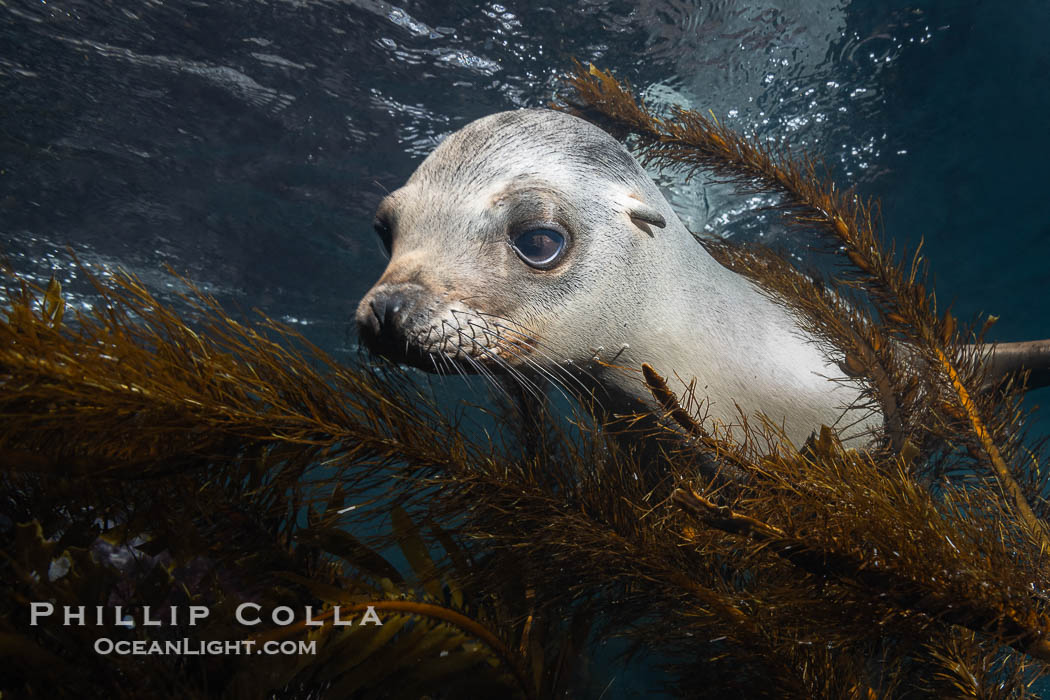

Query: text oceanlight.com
<box><xmin>94</xmin><ymin>638</ymin><xmax>318</xmax><ymax>656</ymax></box>
<box><xmin>29</xmin><ymin>602</ymin><xmax>384</xmax><ymax>656</ymax></box>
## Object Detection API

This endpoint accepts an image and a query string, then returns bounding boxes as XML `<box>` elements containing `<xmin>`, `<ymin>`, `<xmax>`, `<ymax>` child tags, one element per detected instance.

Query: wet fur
<box><xmin>357</xmin><ymin>109</ymin><xmax>879</xmax><ymax>446</ymax></box>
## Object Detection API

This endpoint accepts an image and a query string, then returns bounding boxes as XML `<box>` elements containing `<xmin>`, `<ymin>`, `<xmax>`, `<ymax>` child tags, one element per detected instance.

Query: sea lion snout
<box><xmin>356</xmin><ymin>274</ymin><xmax>531</xmax><ymax>374</ymax></box>
<box><xmin>355</xmin><ymin>283</ymin><xmax>428</xmax><ymax>362</ymax></box>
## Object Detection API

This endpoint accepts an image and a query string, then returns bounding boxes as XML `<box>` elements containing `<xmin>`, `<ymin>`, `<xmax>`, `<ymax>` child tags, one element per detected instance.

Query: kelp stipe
<box><xmin>2</xmin><ymin>62</ymin><xmax>1050</xmax><ymax>698</ymax></box>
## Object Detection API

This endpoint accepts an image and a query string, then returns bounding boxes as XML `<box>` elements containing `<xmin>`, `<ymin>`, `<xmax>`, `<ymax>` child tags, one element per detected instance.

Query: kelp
<box><xmin>1</xmin><ymin>63</ymin><xmax>1049</xmax><ymax>698</ymax></box>
<box><xmin>0</xmin><ymin>268</ymin><xmax>554</xmax><ymax>699</ymax></box>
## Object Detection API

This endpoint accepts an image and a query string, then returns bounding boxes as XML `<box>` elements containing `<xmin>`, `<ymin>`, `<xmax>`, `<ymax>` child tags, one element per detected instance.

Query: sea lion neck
<box><xmin>608</xmin><ymin>215</ymin><xmax>783</xmax><ymax>380</ymax></box>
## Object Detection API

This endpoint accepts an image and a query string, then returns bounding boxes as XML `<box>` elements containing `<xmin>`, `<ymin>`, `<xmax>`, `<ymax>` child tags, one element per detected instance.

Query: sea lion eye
<box><xmin>373</xmin><ymin>216</ymin><xmax>393</xmax><ymax>254</ymax></box>
<box><xmin>511</xmin><ymin>227</ymin><xmax>566</xmax><ymax>269</ymax></box>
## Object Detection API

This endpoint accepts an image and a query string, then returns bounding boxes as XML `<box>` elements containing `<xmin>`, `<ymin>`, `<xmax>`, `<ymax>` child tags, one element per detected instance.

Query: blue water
<box><xmin>3</xmin><ymin>0</ymin><xmax>1049</xmax><ymax>695</ymax></box>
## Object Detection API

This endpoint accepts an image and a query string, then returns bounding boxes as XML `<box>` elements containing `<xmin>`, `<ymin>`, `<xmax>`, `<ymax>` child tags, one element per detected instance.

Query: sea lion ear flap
<box><xmin>627</xmin><ymin>202</ymin><xmax>667</xmax><ymax>231</ymax></box>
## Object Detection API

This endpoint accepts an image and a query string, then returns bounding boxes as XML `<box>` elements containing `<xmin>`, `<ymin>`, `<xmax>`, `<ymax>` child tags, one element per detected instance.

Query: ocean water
<box><xmin>4</xmin><ymin>0</ymin><xmax>1047</xmax><ymax>352</ymax></box>
<box><xmin>3</xmin><ymin>0</ymin><xmax>1049</xmax><ymax>695</ymax></box>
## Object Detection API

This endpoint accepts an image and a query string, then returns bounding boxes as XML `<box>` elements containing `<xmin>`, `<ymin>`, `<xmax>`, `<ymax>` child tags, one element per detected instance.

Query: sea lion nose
<box><xmin>356</xmin><ymin>286</ymin><xmax>416</xmax><ymax>354</ymax></box>
<box><xmin>369</xmin><ymin>290</ymin><xmax>406</xmax><ymax>333</ymax></box>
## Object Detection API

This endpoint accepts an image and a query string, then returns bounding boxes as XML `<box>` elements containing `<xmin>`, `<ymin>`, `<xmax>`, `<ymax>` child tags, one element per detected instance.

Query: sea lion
<box><xmin>354</xmin><ymin>108</ymin><xmax>880</xmax><ymax>446</ymax></box>
<box><xmin>354</xmin><ymin>108</ymin><xmax>1048</xmax><ymax>447</ymax></box>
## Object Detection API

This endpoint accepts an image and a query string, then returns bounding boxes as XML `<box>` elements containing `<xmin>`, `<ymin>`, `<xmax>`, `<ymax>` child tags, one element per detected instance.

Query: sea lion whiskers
<box><xmin>444</xmin><ymin>308</ymin><xmax>506</xmax><ymax>357</ymax></box>
<box><xmin>470</xmin><ymin>311</ymin><xmax>603</xmax><ymax>399</ymax></box>
<box><xmin>432</xmin><ymin>339</ymin><xmax>468</xmax><ymax>383</ymax></box>
<box><xmin>446</xmin><ymin>314</ymin><xmax>546</xmax><ymax>403</ymax></box>
<box><xmin>431</xmin><ymin>313</ymin><xmax>519</xmax><ymax>398</ymax></box>
<box><xmin>464</xmin><ymin>317</ymin><xmax>584</xmax><ymax>406</ymax></box>
<box><xmin>423</xmin><ymin>314</ymin><xmax>542</xmax><ymax>406</ymax></box>
<box><xmin>441</xmin><ymin>317</ymin><xmax>510</xmax><ymax>388</ymax></box>
<box><xmin>468</xmin><ymin>309</ymin><xmax>581</xmax><ymax>374</ymax></box>
<box><xmin>454</xmin><ymin>344</ymin><xmax>515</xmax><ymax>404</ymax></box>
<box><xmin>468</xmin><ymin>343</ymin><xmax>544</xmax><ymax>405</ymax></box>
<box><xmin>487</xmin><ymin>323</ymin><xmax>603</xmax><ymax>394</ymax></box>
<box><xmin>442</xmin><ymin>309</ymin><xmax>563</xmax><ymax>403</ymax></box>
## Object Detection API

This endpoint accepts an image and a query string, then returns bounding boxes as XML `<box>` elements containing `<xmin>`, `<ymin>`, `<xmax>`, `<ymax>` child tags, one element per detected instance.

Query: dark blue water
<box><xmin>3</xmin><ymin>0</ymin><xmax>1049</xmax><ymax>695</ymax></box>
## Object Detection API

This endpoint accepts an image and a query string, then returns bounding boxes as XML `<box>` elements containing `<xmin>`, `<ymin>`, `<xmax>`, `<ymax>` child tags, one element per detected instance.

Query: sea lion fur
<box><xmin>356</xmin><ymin>108</ymin><xmax>885</xmax><ymax>446</ymax></box>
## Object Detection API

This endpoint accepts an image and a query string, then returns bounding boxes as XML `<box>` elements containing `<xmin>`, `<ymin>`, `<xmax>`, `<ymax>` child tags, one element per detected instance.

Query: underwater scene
<box><xmin>3</xmin><ymin>0</ymin><xmax>1050</xmax><ymax>697</ymax></box>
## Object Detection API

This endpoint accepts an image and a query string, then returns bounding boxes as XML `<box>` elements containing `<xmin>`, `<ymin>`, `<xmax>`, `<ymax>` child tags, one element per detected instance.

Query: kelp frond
<box><xmin>1</xmin><ymin>261</ymin><xmax>474</xmax><ymax>480</ymax></box>
<box><xmin>640</xmin><ymin>358</ymin><xmax>1050</xmax><ymax>660</ymax></box>
<box><xmin>0</xmin><ymin>267</ymin><xmax>551</xmax><ymax>699</ymax></box>
<box><xmin>558</xmin><ymin>61</ymin><xmax>1050</xmax><ymax>551</ymax></box>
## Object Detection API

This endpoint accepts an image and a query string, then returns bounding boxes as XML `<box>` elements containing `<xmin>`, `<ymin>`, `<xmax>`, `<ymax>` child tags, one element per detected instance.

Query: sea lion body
<box><xmin>356</xmin><ymin>109</ymin><xmax>879</xmax><ymax>446</ymax></box>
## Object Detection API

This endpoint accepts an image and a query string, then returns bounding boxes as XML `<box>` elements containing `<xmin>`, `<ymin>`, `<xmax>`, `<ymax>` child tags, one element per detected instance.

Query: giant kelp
<box><xmin>2</xmin><ymin>65</ymin><xmax>1049</xmax><ymax>699</ymax></box>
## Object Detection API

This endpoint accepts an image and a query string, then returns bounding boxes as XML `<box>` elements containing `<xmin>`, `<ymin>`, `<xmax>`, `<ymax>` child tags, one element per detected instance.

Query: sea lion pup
<box><xmin>355</xmin><ymin>108</ymin><xmax>879</xmax><ymax>447</ymax></box>
<box><xmin>354</xmin><ymin>108</ymin><xmax>1047</xmax><ymax>448</ymax></box>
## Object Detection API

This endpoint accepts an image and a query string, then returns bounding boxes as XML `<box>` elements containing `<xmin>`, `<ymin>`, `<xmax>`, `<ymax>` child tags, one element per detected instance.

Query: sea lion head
<box><xmin>355</xmin><ymin>108</ymin><xmax>677</xmax><ymax>385</ymax></box>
